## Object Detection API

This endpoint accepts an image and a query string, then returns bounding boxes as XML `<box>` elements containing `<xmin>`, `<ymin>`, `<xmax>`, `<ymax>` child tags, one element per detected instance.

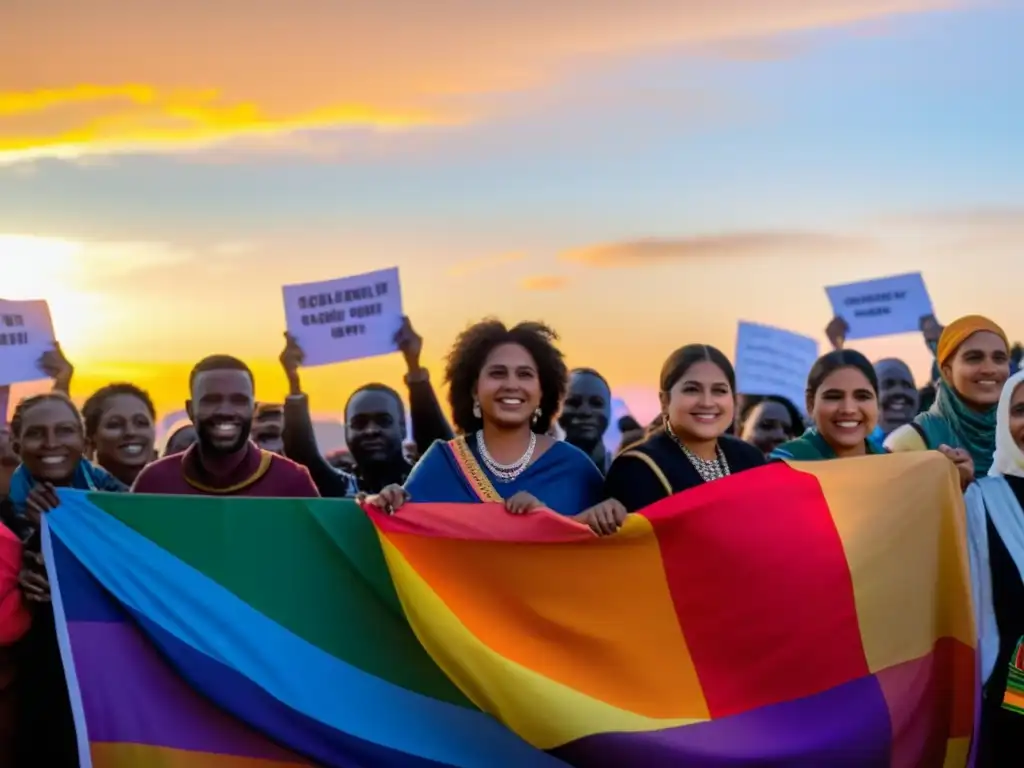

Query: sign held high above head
<box><xmin>825</xmin><ymin>272</ymin><xmax>934</xmax><ymax>341</ymax></box>
<box><xmin>735</xmin><ymin>321</ymin><xmax>819</xmax><ymax>415</ymax></box>
<box><xmin>282</xmin><ymin>268</ymin><xmax>404</xmax><ymax>367</ymax></box>
<box><xmin>0</xmin><ymin>299</ymin><xmax>56</xmax><ymax>386</ymax></box>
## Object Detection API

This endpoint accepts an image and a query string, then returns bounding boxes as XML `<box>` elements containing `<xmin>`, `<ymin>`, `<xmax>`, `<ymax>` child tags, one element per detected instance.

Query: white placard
<box><xmin>282</xmin><ymin>268</ymin><xmax>403</xmax><ymax>367</ymax></box>
<box><xmin>0</xmin><ymin>299</ymin><xmax>56</xmax><ymax>386</ymax></box>
<box><xmin>825</xmin><ymin>272</ymin><xmax>934</xmax><ymax>340</ymax></box>
<box><xmin>735</xmin><ymin>321</ymin><xmax>819</xmax><ymax>414</ymax></box>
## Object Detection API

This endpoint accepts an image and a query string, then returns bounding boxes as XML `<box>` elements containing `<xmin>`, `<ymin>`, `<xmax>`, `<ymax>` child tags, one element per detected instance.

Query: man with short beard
<box><xmin>873</xmin><ymin>358</ymin><xmax>920</xmax><ymax>438</ymax></box>
<box><xmin>559</xmin><ymin>368</ymin><xmax>612</xmax><ymax>474</ymax></box>
<box><xmin>132</xmin><ymin>355</ymin><xmax>318</xmax><ymax>497</ymax></box>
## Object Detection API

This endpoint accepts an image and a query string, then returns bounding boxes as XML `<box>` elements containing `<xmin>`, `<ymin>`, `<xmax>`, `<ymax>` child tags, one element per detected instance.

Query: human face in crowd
<box><xmin>559</xmin><ymin>371</ymin><xmax>611</xmax><ymax>450</ymax></box>
<box><xmin>875</xmin><ymin>359</ymin><xmax>919</xmax><ymax>435</ymax></box>
<box><xmin>187</xmin><ymin>369</ymin><xmax>255</xmax><ymax>456</ymax></box>
<box><xmin>16</xmin><ymin>400</ymin><xmax>85</xmax><ymax>484</ymax></box>
<box><xmin>251</xmin><ymin>409</ymin><xmax>285</xmax><ymax>454</ymax></box>
<box><xmin>164</xmin><ymin>425</ymin><xmax>197</xmax><ymax>456</ymax></box>
<box><xmin>741</xmin><ymin>400</ymin><xmax>794</xmax><ymax>456</ymax></box>
<box><xmin>943</xmin><ymin>332</ymin><xmax>1010</xmax><ymax>408</ymax></box>
<box><xmin>90</xmin><ymin>393</ymin><xmax>156</xmax><ymax>475</ymax></box>
<box><xmin>345</xmin><ymin>389</ymin><xmax>405</xmax><ymax>466</ymax></box>
<box><xmin>1009</xmin><ymin>382</ymin><xmax>1024</xmax><ymax>451</ymax></box>
<box><xmin>809</xmin><ymin>367</ymin><xmax>878</xmax><ymax>456</ymax></box>
<box><xmin>663</xmin><ymin>361</ymin><xmax>734</xmax><ymax>444</ymax></box>
<box><xmin>0</xmin><ymin>428</ymin><xmax>18</xmax><ymax>497</ymax></box>
<box><xmin>475</xmin><ymin>343</ymin><xmax>542</xmax><ymax>431</ymax></box>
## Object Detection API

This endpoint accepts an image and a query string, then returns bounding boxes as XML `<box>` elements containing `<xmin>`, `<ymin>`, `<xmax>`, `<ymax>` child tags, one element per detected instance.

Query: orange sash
<box><xmin>446</xmin><ymin>436</ymin><xmax>503</xmax><ymax>502</ymax></box>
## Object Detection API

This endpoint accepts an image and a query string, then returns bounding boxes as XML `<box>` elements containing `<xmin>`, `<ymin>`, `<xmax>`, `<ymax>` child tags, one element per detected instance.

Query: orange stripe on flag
<box><xmin>379</xmin><ymin>513</ymin><xmax>709</xmax><ymax>719</ymax></box>
<box><xmin>802</xmin><ymin>453</ymin><xmax>976</xmax><ymax>672</ymax></box>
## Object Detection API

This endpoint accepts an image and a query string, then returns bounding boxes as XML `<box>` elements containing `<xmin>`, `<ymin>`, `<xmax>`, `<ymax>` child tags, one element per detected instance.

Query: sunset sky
<box><xmin>2</xmin><ymin>0</ymin><xmax>1022</xmax><ymax>422</ymax></box>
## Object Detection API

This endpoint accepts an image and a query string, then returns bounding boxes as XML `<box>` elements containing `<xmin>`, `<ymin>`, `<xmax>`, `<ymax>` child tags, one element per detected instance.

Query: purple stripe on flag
<box><xmin>551</xmin><ymin>672</ymin><xmax>891</xmax><ymax>767</ymax></box>
<box><xmin>68</xmin><ymin>619</ymin><xmax>304</xmax><ymax>761</ymax></box>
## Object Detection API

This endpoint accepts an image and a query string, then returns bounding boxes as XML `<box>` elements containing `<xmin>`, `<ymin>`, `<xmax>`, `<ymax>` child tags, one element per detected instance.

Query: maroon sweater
<box><xmin>132</xmin><ymin>441</ymin><xmax>319</xmax><ymax>497</ymax></box>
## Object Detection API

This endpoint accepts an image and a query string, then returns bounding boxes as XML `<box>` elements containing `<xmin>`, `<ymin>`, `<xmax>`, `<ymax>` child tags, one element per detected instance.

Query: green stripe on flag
<box><xmin>92</xmin><ymin>493</ymin><xmax>473</xmax><ymax>707</ymax></box>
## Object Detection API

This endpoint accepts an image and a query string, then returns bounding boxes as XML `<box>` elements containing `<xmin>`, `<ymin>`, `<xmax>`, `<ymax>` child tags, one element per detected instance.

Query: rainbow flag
<box><xmin>44</xmin><ymin>451</ymin><xmax>976</xmax><ymax>767</ymax></box>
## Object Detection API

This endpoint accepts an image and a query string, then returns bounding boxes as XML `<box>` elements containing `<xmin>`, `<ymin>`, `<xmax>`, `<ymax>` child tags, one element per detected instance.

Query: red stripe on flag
<box><xmin>641</xmin><ymin>463</ymin><xmax>870</xmax><ymax>717</ymax></box>
<box><xmin>368</xmin><ymin>502</ymin><xmax>595</xmax><ymax>543</ymax></box>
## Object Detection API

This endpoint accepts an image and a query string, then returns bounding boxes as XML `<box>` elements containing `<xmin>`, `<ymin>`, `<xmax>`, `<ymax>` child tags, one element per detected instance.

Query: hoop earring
<box><xmin>472</xmin><ymin>399</ymin><xmax>482</xmax><ymax>419</ymax></box>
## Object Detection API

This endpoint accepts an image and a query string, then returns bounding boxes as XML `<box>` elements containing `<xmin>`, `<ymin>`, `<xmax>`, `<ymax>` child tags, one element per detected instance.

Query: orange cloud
<box><xmin>519</xmin><ymin>274</ymin><xmax>570</xmax><ymax>291</ymax></box>
<box><xmin>0</xmin><ymin>84</ymin><xmax>457</xmax><ymax>164</ymax></box>
<box><xmin>561</xmin><ymin>232</ymin><xmax>872</xmax><ymax>266</ymax></box>
<box><xmin>2</xmin><ymin>0</ymin><xmax>963</xmax><ymax>162</ymax></box>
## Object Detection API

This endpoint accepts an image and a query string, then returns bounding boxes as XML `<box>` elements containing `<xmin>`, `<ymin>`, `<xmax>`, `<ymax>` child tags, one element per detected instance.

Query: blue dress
<box><xmin>404</xmin><ymin>436</ymin><xmax>604</xmax><ymax>516</ymax></box>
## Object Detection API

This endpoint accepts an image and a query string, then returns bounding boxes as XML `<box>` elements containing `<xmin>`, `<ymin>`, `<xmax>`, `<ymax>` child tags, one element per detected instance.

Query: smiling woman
<box><xmin>0</xmin><ymin>235</ymin><xmax>106</xmax><ymax>355</ymax></box>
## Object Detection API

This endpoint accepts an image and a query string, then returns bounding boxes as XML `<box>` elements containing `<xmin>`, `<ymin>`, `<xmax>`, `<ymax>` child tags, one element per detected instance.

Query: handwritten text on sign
<box><xmin>734</xmin><ymin>321</ymin><xmax>819</xmax><ymax>415</ymax></box>
<box><xmin>0</xmin><ymin>299</ymin><xmax>56</xmax><ymax>386</ymax></box>
<box><xmin>282</xmin><ymin>268</ymin><xmax>404</xmax><ymax>366</ymax></box>
<box><xmin>825</xmin><ymin>272</ymin><xmax>933</xmax><ymax>340</ymax></box>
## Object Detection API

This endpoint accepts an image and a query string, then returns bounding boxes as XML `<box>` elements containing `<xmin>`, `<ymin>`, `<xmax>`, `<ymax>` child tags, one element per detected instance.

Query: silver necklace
<box><xmin>476</xmin><ymin>430</ymin><xmax>536</xmax><ymax>482</ymax></box>
<box><xmin>664</xmin><ymin>418</ymin><xmax>730</xmax><ymax>483</ymax></box>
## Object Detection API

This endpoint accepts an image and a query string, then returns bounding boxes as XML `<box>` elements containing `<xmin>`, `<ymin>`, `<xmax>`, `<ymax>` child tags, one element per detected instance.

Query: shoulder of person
<box><xmin>269</xmin><ymin>450</ymin><xmax>306</xmax><ymax>469</ymax></box>
<box><xmin>546</xmin><ymin>437</ymin><xmax>592</xmax><ymax>461</ymax></box>
<box><xmin>549</xmin><ymin>438</ymin><xmax>605</xmax><ymax>478</ymax></box>
<box><xmin>608</xmin><ymin>433</ymin><xmax>663</xmax><ymax>474</ymax></box>
<box><xmin>130</xmin><ymin>453</ymin><xmax>182</xmax><ymax>491</ymax></box>
<box><xmin>267</xmin><ymin>453</ymin><xmax>324</xmax><ymax>496</ymax></box>
<box><xmin>87</xmin><ymin>460</ymin><xmax>129</xmax><ymax>493</ymax></box>
<box><xmin>719</xmin><ymin>434</ymin><xmax>765</xmax><ymax>463</ymax></box>
<box><xmin>884</xmin><ymin>422</ymin><xmax>929</xmax><ymax>453</ymax></box>
<box><xmin>404</xmin><ymin>439</ymin><xmax>450</xmax><ymax>479</ymax></box>
<box><xmin>418</xmin><ymin>438</ymin><xmax>451</xmax><ymax>461</ymax></box>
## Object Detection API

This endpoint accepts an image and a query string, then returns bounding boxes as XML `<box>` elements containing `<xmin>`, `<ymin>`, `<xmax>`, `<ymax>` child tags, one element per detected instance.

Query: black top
<box><xmin>604</xmin><ymin>429</ymin><xmax>766</xmax><ymax>513</ymax></box>
<box><xmin>978</xmin><ymin>474</ymin><xmax>1024</xmax><ymax>764</ymax></box>
<box><xmin>282</xmin><ymin>375</ymin><xmax>454</xmax><ymax>497</ymax></box>
<box><xmin>0</xmin><ymin>500</ymin><xmax>79</xmax><ymax>767</ymax></box>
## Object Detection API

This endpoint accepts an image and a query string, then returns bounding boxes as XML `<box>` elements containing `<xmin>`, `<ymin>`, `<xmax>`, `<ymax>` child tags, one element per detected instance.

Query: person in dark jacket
<box><xmin>280</xmin><ymin>317</ymin><xmax>453</xmax><ymax>495</ymax></box>
<box><xmin>605</xmin><ymin>344</ymin><xmax>765</xmax><ymax>513</ymax></box>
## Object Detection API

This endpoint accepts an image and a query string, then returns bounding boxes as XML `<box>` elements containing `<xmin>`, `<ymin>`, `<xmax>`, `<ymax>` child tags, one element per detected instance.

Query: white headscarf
<box><xmin>988</xmin><ymin>368</ymin><xmax>1024</xmax><ymax>478</ymax></box>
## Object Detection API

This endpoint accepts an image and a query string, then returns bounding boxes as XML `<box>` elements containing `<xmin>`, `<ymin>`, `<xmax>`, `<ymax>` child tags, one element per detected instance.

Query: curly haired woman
<box><xmin>365</xmin><ymin>319</ymin><xmax>626</xmax><ymax>535</ymax></box>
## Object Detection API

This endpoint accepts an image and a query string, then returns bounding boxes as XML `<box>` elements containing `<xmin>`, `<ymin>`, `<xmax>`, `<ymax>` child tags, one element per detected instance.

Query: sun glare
<box><xmin>0</xmin><ymin>234</ymin><xmax>108</xmax><ymax>353</ymax></box>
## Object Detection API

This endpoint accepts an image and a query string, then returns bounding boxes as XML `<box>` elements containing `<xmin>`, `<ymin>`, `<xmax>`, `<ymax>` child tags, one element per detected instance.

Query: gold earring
<box><xmin>472</xmin><ymin>399</ymin><xmax>481</xmax><ymax>418</ymax></box>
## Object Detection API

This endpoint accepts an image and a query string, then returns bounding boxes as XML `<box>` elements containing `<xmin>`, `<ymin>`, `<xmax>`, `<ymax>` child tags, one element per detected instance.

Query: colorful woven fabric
<box><xmin>43</xmin><ymin>451</ymin><xmax>976</xmax><ymax>767</ymax></box>
<box><xmin>1002</xmin><ymin>637</ymin><xmax>1024</xmax><ymax>715</ymax></box>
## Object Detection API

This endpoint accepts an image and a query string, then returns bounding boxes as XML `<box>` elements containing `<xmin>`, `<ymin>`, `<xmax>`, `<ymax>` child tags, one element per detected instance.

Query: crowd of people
<box><xmin>0</xmin><ymin>310</ymin><xmax>1022</xmax><ymax>765</ymax></box>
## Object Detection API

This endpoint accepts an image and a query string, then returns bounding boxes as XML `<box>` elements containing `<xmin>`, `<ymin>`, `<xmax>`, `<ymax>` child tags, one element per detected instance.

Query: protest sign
<box><xmin>735</xmin><ymin>321</ymin><xmax>819</xmax><ymax>414</ymax></box>
<box><xmin>282</xmin><ymin>268</ymin><xmax>403</xmax><ymax>367</ymax></box>
<box><xmin>825</xmin><ymin>272</ymin><xmax>933</xmax><ymax>340</ymax></box>
<box><xmin>0</xmin><ymin>299</ymin><xmax>56</xmax><ymax>386</ymax></box>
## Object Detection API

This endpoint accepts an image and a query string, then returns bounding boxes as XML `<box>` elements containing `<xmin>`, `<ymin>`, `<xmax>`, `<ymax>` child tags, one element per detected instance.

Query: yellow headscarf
<box><xmin>936</xmin><ymin>315</ymin><xmax>1008</xmax><ymax>370</ymax></box>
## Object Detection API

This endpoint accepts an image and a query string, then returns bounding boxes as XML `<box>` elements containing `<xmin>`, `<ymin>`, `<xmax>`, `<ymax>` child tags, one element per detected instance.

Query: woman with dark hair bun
<box><xmin>770</xmin><ymin>350</ymin><xmax>887</xmax><ymax>462</ymax></box>
<box><xmin>604</xmin><ymin>344</ymin><xmax>765</xmax><ymax>513</ymax></box>
<box><xmin>773</xmin><ymin>350</ymin><xmax>975</xmax><ymax>487</ymax></box>
<box><xmin>365</xmin><ymin>320</ymin><xmax>627</xmax><ymax>535</ymax></box>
